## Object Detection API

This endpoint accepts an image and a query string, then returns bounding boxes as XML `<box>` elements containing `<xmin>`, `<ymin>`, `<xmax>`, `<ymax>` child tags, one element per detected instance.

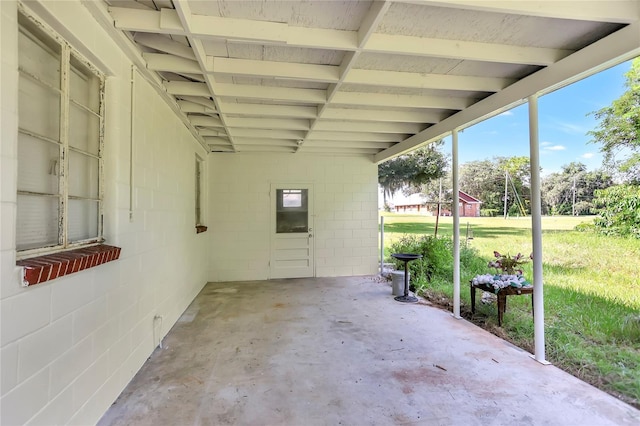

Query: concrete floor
<box><xmin>99</xmin><ymin>277</ymin><xmax>640</xmax><ymax>426</ymax></box>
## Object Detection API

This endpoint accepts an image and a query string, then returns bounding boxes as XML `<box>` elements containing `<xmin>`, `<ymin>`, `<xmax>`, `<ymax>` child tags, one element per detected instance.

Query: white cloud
<box><xmin>544</xmin><ymin>145</ymin><xmax>567</xmax><ymax>151</ymax></box>
<box><xmin>581</xmin><ymin>152</ymin><xmax>595</xmax><ymax>159</ymax></box>
<box><xmin>499</xmin><ymin>111</ymin><xmax>514</xmax><ymax>117</ymax></box>
<box><xmin>554</xmin><ymin>121</ymin><xmax>589</xmax><ymax>135</ymax></box>
<box><xmin>540</xmin><ymin>141</ymin><xmax>552</xmax><ymax>146</ymax></box>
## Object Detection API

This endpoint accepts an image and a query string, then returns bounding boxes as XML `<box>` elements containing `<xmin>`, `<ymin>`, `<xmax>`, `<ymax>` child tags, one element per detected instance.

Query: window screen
<box><xmin>16</xmin><ymin>11</ymin><xmax>104</xmax><ymax>255</ymax></box>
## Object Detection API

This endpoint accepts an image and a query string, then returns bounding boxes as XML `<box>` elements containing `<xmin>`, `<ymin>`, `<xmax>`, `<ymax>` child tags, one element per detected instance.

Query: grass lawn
<box><xmin>380</xmin><ymin>213</ymin><xmax>640</xmax><ymax>408</ymax></box>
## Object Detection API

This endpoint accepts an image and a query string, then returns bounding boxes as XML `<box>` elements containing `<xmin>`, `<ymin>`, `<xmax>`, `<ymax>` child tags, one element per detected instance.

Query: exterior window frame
<box><xmin>16</xmin><ymin>6</ymin><xmax>105</xmax><ymax>260</ymax></box>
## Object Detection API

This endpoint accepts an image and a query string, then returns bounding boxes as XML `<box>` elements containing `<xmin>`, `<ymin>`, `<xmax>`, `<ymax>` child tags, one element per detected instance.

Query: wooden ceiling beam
<box><xmin>332</xmin><ymin>91</ymin><xmax>470</xmax><ymax>110</ymax></box>
<box><xmin>315</xmin><ymin>120</ymin><xmax>424</xmax><ymax>134</ymax></box>
<box><xmin>143</xmin><ymin>53</ymin><xmax>201</xmax><ymax>74</ymax></box>
<box><xmin>365</xmin><ymin>33</ymin><xmax>572</xmax><ymax>66</ymax></box>
<box><xmin>134</xmin><ymin>33</ymin><xmax>196</xmax><ymax>60</ymax></box>
<box><xmin>401</xmin><ymin>0</ymin><xmax>639</xmax><ymax>24</ymax></box>
<box><xmin>209</xmin><ymin>57</ymin><xmax>340</xmax><ymax>83</ymax></box>
<box><xmin>322</xmin><ymin>107</ymin><xmax>447</xmax><ymax>123</ymax></box>
<box><xmin>215</xmin><ymin>83</ymin><xmax>326</xmax><ymax>104</ymax></box>
<box><xmin>221</xmin><ymin>103</ymin><xmax>318</xmax><ymax>119</ymax></box>
<box><xmin>345</xmin><ymin>69</ymin><xmax>512</xmax><ymax>92</ymax></box>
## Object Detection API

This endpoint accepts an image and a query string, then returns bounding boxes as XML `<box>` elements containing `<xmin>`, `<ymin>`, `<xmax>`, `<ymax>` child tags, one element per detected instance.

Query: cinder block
<box><xmin>1</xmin><ymin>342</ymin><xmax>18</xmax><ymax>394</ymax></box>
<box><xmin>24</xmin><ymin>385</ymin><xmax>74</xmax><ymax>426</ymax></box>
<box><xmin>73</xmin><ymin>297</ymin><xmax>108</xmax><ymax>343</ymax></box>
<box><xmin>51</xmin><ymin>273</ymin><xmax>95</xmax><ymax>321</ymax></box>
<box><xmin>72</xmin><ymin>353</ymin><xmax>109</xmax><ymax>412</ymax></box>
<box><xmin>0</xmin><ymin>285</ymin><xmax>51</xmax><ymax>346</ymax></box>
<box><xmin>92</xmin><ymin>317</ymin><xmax>118</xmax><ymax>357</ymax></box>
<box><xmin>49</xmin><ymin>335</ymin><xmax>93</xmax><ymax>397</ymax></box>
<box><xmin>18</xmin><ymin>315</ymin><xmax>73</xmax><ymax>382</ymax></box>
<box><xmin>0</xmin><ymin>368</ymin><xmax>49</xmax><ymax>426</ymax></box>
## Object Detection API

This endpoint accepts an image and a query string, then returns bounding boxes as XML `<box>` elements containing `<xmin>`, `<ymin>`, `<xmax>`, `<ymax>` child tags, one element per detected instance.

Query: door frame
<box><xmin>269</xmin><ymin>183</ymin><xmax>315</xmax><ymax>279</ymax></box>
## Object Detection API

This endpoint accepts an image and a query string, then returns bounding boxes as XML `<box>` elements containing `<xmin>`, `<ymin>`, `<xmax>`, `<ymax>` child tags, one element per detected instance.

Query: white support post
<box><xmin>528</xmin><ymin>95</ymin><xmax>549</xmax><ymax>364</ymax></box>
<box><xmin>380</xmin><ymin>215</ymin><xmax>385</xmax><ymax>275</ymax></box>
<box><xmin>452</xmin><ymin>130</ymin><xmax>461</xmax><ymax>319</ymax></box>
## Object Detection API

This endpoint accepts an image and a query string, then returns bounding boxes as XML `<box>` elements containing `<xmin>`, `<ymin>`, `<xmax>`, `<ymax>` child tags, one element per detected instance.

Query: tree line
<box><xmin>379</xmin><ymin>57</ymin><xmax>640</xmax><ymax>237</ymax></box>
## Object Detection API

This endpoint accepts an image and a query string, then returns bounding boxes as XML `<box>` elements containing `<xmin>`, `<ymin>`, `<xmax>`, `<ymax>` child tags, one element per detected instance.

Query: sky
<box><xmin>440</xmin><ymin>59</ymin><xmax>633</xmax><ymax>176</ymax></box>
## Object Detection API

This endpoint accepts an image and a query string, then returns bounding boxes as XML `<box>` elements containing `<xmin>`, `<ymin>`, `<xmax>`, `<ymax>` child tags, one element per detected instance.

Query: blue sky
<box><xmin>441</xmin><ymin>60</ymin><xmax>633</xmax><ymax>176</ymax></box>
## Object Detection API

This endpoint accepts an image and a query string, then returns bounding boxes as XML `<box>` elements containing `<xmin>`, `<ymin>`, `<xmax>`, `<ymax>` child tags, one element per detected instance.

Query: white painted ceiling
<box><xmin>103</xmin><ymin>0</ymin><xmax>640</xmax><ymax>161</ymax></box>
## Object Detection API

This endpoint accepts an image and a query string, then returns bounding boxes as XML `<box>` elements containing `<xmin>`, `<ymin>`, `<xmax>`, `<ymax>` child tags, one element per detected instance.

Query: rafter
<box><xmin>165</xmin><ymin>81</ymin><xmax>209</xmax><ymax>96</ymax></box>
<box><xmin>209</xmin><ymin>58</ymin><xmax>340</xmax><ymax>83</ymax></box>
<box><xmin>322</xmin><ymin>107</ymin><xmax>447</xmax><ymax>123</ymax></box>
<box><xmin>306</xmin><ymin>131</ymin><xmax>406</xmax><ymax>142</ymax></box>
<box><xmin>345</xmin><ymin>69</ymin><xmax>512</xmax><ymax>92</ymax></box>
<box><xmin>375</xmin><ymin>21</ymin><xmax>640</xmax><ymax>162</ymax></box>
<box><xmin>189</xmin><ymin>115</ymin><xmax>224</xmax><ymax>127</ymax></box>
<box><xmin>400</xmin><ymin>0</ymin><xmax>640</xmax><ymax>24</ymax></box>
<box><xmin>198</xmin><ymin>129</ymin><xmax>225</xmax><ymax>137</ymax></box>
<box><xmin>236</xmin><ymin>145</ymin><xmax>296</xmax><ymax>153</ymax></box>
<box><xmin>177</xmin><ymin>100</ymin><xmax>217</xmax><ymax>114</ymax></box>
<box><xmin>315</xmin><ymin>120</ymin><xmax>424</xmax><ymax>134</ymax></box>
<box><xmin>233</xmin><ymin>138</ymin><xmax>299</xmax><ymax>147</ymax></box>
<box><xmin>176</xmin><ymin>96</ymin><xmax>216</xmax><ymax>110</ymax></box>
<box><xmin>225</xmin><ymin>117</ymin><xmax>310</xmax><ymax>131</ymax></box>
<box><xmin>215</xmin><ymin>84</ymin><xmax>327</xmax><ymax>104</ymax></box>
<box><xmin>221</xmin><ymin>103</ymin><xmax>317</xmax><ymax>119</ymax></box>
<box><xmin>203</xmin><ymin>136</ymin><xmax>230</xmax><ymax>144</ymax></box>
<box><xmin>300</xmin><ymin>146</ymin><xmax>382</xmax><ymax>155</ymax></box>
<box><xmin>227</xmin><ymin>129</ymin><xmax>306</xmax><ymax>140</ymax></box>
<box><xmin>303</xmin><ymin>140</ymin><xmax>395</xmax><ymax>149</ymax></box>
<box><xmin>332</xmin><ymin>91</ymin><xmax>471</xmax><ymax>110</ymax></box>
<box><xmin>134</xmin><ymin>33</ymin><xmax>196</xmax><ymax>60</ymax></box>
<box><xmin>143</xmin><ymin>53</ymin><xmax>201</xmax><ymax>74</ymax></box>
<box><xmin>110</xmin><ymin>7</ymin><xmax>358</xmax><ymax>50</ymax></box>
<box><xmin>365</xmin><ymin>33</ymin><xmax>572</xmax><ymax>66</ymax></box>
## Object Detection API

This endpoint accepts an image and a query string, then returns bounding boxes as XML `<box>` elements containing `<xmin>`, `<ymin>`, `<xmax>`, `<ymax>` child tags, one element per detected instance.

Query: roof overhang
<box><xmin>89</xmin><ymin>0</ymin><xmax>640</xmax><ymax>161</ymax></box>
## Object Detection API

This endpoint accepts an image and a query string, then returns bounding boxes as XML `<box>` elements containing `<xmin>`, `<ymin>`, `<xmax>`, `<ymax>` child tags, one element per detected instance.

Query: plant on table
<box><xmin>472</xmin><ymin>251</ymin><xmax>533</xmax><ymax>292</ymax></box>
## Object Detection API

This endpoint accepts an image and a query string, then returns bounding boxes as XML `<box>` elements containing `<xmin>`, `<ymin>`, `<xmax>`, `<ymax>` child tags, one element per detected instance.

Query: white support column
<box><xmin>380</xmin><ymin>215</ymin><xmax>385</xmax><ymax>275</ymax></box>
<box><xmin>528</xmin><ymin>95</ymin><xmax>549</xmax><ymax>364</ymax></box>
<box><xmin>452</xmin><ymin>130</ymin><xmax>461</xmax><ymax>319</ymax></box>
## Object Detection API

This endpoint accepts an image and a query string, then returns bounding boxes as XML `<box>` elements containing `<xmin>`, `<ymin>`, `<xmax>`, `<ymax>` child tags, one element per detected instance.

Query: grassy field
<box><xmin>380</xmin><ymin>213</ymin><xmax>640</xmax><ymax>408</ymax></box>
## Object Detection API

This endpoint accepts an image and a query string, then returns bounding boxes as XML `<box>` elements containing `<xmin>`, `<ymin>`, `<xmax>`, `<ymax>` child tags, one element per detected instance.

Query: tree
<box><xmin>588</xmin><ymin>58</ymin><xmax>640</xmax><ymax>183</ymax></box>
<box><xmin>593</xmin><ymin>184</ymin><xmax>640</xmax><ymax>238</ymax></box>
<box><xmin>542</xmin><ymin>162</ymin><xmax>613</xmax><ymax>215</ymax></box>
<box><xmin>459</xmin><ymin>156</ymin><xmax>531</xmax><ymax>216</ymax></box>
<box><xmin>378</xmin><ymin>142</ymin><xmax>447</xmax><ymax>205</ymax></box>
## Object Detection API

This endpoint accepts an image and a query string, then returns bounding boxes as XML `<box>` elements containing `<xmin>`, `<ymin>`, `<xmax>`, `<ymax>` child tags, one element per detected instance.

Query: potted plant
<box><xmin>472</xmin><ymin>251</ymin><xmax>533</xmax><ymax>293</ymax></box>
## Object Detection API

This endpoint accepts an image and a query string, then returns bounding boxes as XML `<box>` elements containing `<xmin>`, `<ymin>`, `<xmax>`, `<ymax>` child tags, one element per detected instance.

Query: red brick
<box><xmin>17</xmin><ymin>245</ymin><xmax>122</xmax><ymax>286</ymax></box>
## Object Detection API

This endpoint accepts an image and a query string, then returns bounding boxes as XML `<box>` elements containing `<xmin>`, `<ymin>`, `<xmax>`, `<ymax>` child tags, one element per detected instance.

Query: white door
<box><xmin>270</xmin><ymin>184</ymin><xmax>314</xmax><ymax>279</ymax></box>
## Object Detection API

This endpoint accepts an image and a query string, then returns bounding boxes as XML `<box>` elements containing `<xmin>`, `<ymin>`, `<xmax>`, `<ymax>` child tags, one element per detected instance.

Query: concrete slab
<box><xmin>99</xmin><ymin>277</ymin><xmax>640</xmax><ymax>425</ymax></box>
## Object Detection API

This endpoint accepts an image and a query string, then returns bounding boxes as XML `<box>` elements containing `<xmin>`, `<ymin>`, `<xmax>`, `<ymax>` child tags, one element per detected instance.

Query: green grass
<box><xmin>380</xmin><ymin>213</ymin><xmax>640</xmax><ymax>408</ymax></box>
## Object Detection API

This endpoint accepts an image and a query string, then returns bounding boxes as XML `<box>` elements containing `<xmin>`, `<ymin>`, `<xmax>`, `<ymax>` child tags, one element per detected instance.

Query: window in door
<box><xmin>276</xmin><ymin>189</ymin><xmax>308</xmax><ymax>233</ymax></box>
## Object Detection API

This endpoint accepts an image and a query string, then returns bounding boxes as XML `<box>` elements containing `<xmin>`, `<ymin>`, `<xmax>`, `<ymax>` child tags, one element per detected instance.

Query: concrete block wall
<box><xmin>0</xmin><ymin>1</ymin><xmax>209</xmax><ymax>424</ymax></box>
<box><xmin>208</xmin><ymin>154</ymin><xmax>379</xmax><ymax>281</ymax></box>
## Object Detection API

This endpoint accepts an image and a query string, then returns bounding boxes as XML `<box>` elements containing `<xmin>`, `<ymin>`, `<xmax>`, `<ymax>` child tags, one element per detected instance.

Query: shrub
<box><xmin>480</xmin><ymin>209</ymin><xmax>499</xmax><ymax>217</ymax></box>
<box><xmin>389</xmin><ymin>235</ymin><xmax>486</xmax><ymax>293</ymax></box>
<box><xmin>574</xmin><ymin>221</ymin><xmax>596</xmax><ymax>233</ymax></box>
<box><xmin>593</xmin><ymin>184</ymin><xmax>640</xmax><ymax>238</ymax></box>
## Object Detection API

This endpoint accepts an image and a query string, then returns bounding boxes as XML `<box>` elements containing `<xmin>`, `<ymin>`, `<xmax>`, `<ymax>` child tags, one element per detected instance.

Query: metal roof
<box><xmin>101</xmin><ymin>0</ymin><xmax>640</xmax><ymax>161</ymax></box>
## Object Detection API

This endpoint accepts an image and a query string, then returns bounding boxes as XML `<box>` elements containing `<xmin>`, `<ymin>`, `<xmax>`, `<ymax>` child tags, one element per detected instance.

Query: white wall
<box><xmin>209</xmin><ymin>154</ymin><xmax>379</xmax><ymax>281</ymax></box>
<box><xmin>0</xmin><ymin>1</ymin><xmax>209</xmax><ymax>424</ymax></box>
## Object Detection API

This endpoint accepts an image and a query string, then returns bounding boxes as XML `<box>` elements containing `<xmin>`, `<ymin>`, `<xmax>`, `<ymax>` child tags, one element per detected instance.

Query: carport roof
<box><xmin>100</xmin><ymin>0</ymin><xmax>640</xmax><ymax>161</ymax></box>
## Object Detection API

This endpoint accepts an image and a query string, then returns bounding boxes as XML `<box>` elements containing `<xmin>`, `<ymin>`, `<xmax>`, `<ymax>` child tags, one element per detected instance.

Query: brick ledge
<box><xmin>17</xmin><ymin>245</ymin><xmax>121</xmax><ymax>286</ymax></box>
